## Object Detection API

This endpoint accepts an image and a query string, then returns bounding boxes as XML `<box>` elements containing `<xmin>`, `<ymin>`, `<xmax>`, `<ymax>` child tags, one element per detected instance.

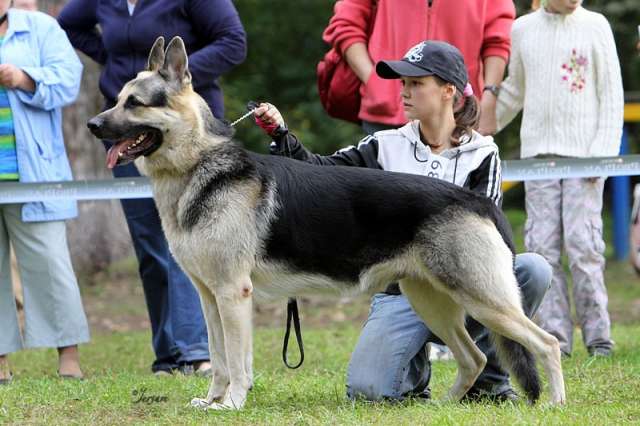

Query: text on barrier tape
<box><xmin>1</xmin><ymin>155</ymin><xmax>640</xmax><ymax>203</ymax></box>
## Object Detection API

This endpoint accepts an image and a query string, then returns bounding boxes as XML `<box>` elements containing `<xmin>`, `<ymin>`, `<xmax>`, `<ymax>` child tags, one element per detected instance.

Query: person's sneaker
<box><xmin>178</xmin><ymin>363</ymin><xmax>196</xmax><ymax>376</ymax></box>
<box><xmin>462</xmin><ymin>387</ymin><xmax>520</xmax><ymax>404</ymax></box>
<box><xmin>153</xmin><ymin>369</ymin><xmax>173</xmax><ymax>377</ymax></box>
<box><xmin>429</xmin><ymin>343</ymin><xmax>454</xmax><ymax>361</ymax></box>
<box><xmin>416</xmin><ymin>387</ymin><xmax>432</xmax><ymax>400</ymax></box>
<box><xmin>588</xmin><ymin>346</ymin><xmax>612</xmax><ymax>357</ymax></box>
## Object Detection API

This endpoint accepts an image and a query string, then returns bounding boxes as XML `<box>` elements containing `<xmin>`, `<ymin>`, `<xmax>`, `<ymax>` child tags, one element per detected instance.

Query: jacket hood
<box><xmin>397</xmin><ymin>121</ymin><xmax>497</xmax><ymax>159</ymax></box>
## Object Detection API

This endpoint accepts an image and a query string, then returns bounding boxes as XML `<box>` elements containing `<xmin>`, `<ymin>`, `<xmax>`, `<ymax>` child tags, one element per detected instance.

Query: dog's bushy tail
<box><xmin>491</xmin><ymin>333</ymin><xmax>541</xmax><ymax>403</ymax></box>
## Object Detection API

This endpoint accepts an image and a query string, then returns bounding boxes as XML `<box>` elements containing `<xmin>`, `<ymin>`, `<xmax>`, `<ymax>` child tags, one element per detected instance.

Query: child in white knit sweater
<box><xmin>494</xmin><ymin>0</ymin><xmax>624</xmax><ymax>357</ymax></box>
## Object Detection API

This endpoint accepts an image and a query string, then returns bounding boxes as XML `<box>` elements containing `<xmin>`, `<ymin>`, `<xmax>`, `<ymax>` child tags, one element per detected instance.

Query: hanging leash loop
<box><xmin>282</xmin><ymin>297</ymin><xmax>305</xmax><ymax>369</ymax></box>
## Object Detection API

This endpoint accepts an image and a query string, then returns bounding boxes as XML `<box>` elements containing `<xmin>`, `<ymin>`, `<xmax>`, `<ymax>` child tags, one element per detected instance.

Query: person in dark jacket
<box><xmin>58</xmin><ymin>0</ymin><xmax>247</xmax><ymax>376</ymax></box>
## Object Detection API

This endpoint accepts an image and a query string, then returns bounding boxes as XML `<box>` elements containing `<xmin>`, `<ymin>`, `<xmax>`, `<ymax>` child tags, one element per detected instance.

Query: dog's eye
<box><xmin>125</xmin><ymin>96</ymin><xmax>146</xmax><ymax>109</ymax></box>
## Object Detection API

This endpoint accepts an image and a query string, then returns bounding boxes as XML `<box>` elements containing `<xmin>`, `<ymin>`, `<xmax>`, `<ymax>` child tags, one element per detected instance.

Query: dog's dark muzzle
<box><xmin>87</xmin><ymin>113</ymin><xmax>163</xmax><ymax>169</ymax></box>
<box><xmin>87</xmin><ymin>115</ymin><xmax>106</xmax><ymax>139</ymax></box>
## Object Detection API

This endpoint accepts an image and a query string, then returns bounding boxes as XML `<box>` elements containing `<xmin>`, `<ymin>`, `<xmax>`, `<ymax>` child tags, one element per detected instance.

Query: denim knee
<box><xmin>515</xmin><ymin>253</ymin><xmax>552</xmax><ymax>317</ymax></box>
<box><xmin>346</xmin><ymin>294</ymin><xmax>430</xmax><ymax>400</ymax></box>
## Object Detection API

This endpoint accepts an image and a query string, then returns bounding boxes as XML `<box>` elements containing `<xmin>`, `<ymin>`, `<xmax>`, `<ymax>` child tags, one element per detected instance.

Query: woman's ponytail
<box><xmin>451</xmin><ymin>91</ymin><xmax>480</xmax><ymax>144</ymax></box>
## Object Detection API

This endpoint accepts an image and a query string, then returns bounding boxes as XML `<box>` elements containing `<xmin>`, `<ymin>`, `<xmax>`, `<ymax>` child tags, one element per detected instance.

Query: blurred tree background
<box><xmin>224</xmin><ymin>0</ymin><xmax>640</xmax><ymax>159</ymax></box>
<box><xmin>31</xmin><ymin>0</ymin><xmax>640</xmax><ymax>272</ymax></box>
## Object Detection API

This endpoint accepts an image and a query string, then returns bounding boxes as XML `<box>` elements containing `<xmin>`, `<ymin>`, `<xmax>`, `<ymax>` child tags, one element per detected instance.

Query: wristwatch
<box><xmin>483</xmin><ymin>85</ymin><xmax>501</xmax><ymax>97</ymax></box>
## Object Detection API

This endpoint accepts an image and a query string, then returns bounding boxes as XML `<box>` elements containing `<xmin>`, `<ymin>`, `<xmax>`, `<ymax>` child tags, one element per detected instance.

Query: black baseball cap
<box><xmin>376</xmin><ymin>40</ymin><xmax>469</xmax><ymax>93</ymax></box>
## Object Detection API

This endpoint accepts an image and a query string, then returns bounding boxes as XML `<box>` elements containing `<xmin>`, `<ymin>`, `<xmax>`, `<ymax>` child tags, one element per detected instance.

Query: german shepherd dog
<box><xmin>88</xmin><ymin>36</ymin><xmax>565</xmax><ymax>410</ymax></box>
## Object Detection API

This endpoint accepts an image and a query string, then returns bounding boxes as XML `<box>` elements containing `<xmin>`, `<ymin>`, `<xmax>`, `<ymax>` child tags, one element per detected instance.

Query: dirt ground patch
<box><xmin>78</xmin><ymin>258</ymin><xmax>372</xmax><ymax>334</ymax></box>
<box><xmin>9</xmin><ymin>254</ymin><xmax>635</xmax><ymax>336</ymax></box>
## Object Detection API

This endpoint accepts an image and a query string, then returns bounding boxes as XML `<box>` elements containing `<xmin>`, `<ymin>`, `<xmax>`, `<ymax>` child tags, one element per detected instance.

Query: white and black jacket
<box><xmin>270</xmin><ymin>120</ymin><xmax>502</xmax><ymax>206</ymax></box>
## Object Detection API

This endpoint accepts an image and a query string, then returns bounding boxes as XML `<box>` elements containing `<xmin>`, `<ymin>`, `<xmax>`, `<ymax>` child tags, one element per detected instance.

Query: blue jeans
<box><xmin>112</xmin><ymin>160</ymin><xmax>209</xmax><ymax>372</ymax></box>
<box><xmin>346</xmin><ymin>253</ymin><xmax>552</xmax><ymax>400</ymax></box>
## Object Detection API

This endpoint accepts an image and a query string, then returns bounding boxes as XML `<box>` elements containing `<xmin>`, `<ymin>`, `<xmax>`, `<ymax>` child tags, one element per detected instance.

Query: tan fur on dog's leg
<box><xmin>400</xmin><ymin>279</ymin><xmax>487</xmax><ymax>401</ymax></box>
<box><xmin>189</xmin><ymin>279</ymin><xmax>230</xmax><ymax>408</ymax></box>
<box><xmin>205</xmin><ymin>276</ymin><xmax>253</xmax><ymax>410</ymax></box>
<box><xmin>463</xmin><ymin>304</ymin><xmax>565</xmax><ymax>405</ymax></box>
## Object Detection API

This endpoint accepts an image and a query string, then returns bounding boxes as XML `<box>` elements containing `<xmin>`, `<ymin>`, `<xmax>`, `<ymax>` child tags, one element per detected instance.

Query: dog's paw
<box><xmin>190</xmin><ymin>397</ymin><xmax>242</xmax><ymax>410</ymax></box>
<box><xmin>206</xmin><ymin>402</ymin><xmax>238</xmax><ymax>410</ymax></box>
<box><xmin>190</xmin><ymin>398</ymin><xmax>212</xmax><ymax>409</ymax></box>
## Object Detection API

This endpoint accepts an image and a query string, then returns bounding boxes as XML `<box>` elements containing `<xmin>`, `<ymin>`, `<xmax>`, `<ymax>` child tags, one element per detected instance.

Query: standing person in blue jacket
<box><xmin>58</xmin><ymin>0</ymin><xmax>247</xmax><ymax>376</ymax></box>
<box><xmin>0</xmin><ymin>2</ymin><xmax>88</xmax><ymax>384</ymax></box>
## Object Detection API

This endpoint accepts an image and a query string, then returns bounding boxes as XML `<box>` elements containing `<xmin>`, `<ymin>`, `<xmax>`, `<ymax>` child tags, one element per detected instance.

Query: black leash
<box><xmin>243</xmin><ymin>101</ymin><xmax>304</xmax><ymax>369</ymax></box>
<box><xmin>282</xmin><ymin>298</ymin><xmax>304</xmax><ymax>369</ymax></box>
<box><xmin>278</xmin><ymin>127</ymin><xmax>303</xmax><ymax>369</ymax></box>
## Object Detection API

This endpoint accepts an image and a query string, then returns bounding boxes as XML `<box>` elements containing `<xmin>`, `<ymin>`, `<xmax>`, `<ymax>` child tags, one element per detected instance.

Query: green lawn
<box><xmin>1</xmin><ymin>325</ymin><xmax>639</xmax><ymax>425</ymax></box>
<box><xmin>2</xmin><ymin>209</ymin><xmax>640</xmax><ymax>424</ymax></box>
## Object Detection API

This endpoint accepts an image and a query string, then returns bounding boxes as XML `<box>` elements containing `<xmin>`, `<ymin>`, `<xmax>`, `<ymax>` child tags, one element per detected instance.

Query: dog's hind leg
<box><xmin>462</xmin><ymin>301</ymin><xmax>565</xmax><ymax>405</ymax></box>
<box><xmin>400</xmin><ymin>279</ymin><xmax>487</xmax><ymax>402</ymax></box>
<box><xmin>431</xmin><ymin>216</ymin><xmax>564</xmax><ymax>404</ymax></box>
<box><xmin>446</xmin><ymin>222</ymin><xmax>565</xmax><ymax>404</ymax></box>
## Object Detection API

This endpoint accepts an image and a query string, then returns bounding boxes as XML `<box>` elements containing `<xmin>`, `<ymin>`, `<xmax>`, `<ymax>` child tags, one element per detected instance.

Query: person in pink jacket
<box><xmin>323</xmin><ymin>0</ymin><xmax>514</xmax><ymax>136</ymax></box>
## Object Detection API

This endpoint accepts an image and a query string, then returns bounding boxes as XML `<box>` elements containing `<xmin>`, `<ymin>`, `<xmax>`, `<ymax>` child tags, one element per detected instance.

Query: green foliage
<box><xmin>222</xmin><ymin>0</ymin><xmax>640</xmax><ymax>159</ymax></box>
<box><xmin>223</xmin><ymin>0</ymin><xmax>364</xmax><ymax>155</ymax></box>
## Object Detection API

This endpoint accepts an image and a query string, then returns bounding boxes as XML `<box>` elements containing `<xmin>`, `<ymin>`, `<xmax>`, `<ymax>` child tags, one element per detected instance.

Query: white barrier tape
<box><xmin>502</xmin><ymin>155</ymin><xmax>640</xmax><ymax>182</ymax></box>
<box><xmin>1</xmin><ymin>155</ymin><xmax>640</xmax><ymax>203</ymax></box>
<box><xmin>0</xmin><ymin>177</ymin><xmax>151</xmax><ymax>203</ymax></box>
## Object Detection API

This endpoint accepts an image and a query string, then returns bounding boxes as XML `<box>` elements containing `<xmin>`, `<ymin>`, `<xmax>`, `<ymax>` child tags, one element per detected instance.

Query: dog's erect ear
<box><xmin>162</xmin><ymin>36</ymin><xmax>192</xmax><ymax>85</ymax></box>
<box><xmin>147</xmin><ymin>37</ymin><xmax>165</xmax><ymax>72</ymax></box>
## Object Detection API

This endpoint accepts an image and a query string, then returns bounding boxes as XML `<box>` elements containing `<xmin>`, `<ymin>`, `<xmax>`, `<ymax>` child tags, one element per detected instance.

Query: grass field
<box><xmin>2</xmin><ymin>210</ymin><xmax>640</xmax><ymax>425</ymax></box>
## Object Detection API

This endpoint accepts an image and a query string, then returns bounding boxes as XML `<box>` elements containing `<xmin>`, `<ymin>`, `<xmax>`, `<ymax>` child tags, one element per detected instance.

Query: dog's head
<box><xmin>87</xmin><ymin>36</ymin><xmax>231</xmax><ymax>173</ymax></box>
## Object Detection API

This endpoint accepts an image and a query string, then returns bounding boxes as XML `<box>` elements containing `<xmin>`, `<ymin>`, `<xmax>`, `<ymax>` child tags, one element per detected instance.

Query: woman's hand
<box><xmin>0</xmin><ymin>64</ymin><xmax>35</xmax><ymax>92</ymax></box>
<box><xmin>254</xmin><ymin>102</ymin><xmax>285</xmax><ymax>135</ymax></box>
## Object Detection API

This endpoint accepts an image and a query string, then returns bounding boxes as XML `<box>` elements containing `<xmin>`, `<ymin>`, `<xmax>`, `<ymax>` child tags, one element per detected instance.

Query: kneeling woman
<box><xmin>255</xmin><ymin>41</ymin><xmax>551</xmax><ymax>402</ymax></box>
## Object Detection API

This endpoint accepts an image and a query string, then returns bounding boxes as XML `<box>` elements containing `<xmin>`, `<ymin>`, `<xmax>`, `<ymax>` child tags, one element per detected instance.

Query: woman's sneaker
<box><xmin>588</xmin><ymin>346</ymin><xmax>612</xmax><ymax>357</ymax></box>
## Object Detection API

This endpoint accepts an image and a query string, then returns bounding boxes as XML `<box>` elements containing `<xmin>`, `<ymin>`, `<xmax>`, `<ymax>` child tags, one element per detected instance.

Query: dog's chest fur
<box><xmin>150</xmin><ymin>170</ymin><xmax>262</xmax><ymax>282</ymax></box>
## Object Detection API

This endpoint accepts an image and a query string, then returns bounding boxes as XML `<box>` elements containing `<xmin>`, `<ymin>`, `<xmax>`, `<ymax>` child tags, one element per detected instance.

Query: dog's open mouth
<box><xmin>106</xmin><ymin>130</ymin><xmax>162</xmax><ymax>168</ymax></box>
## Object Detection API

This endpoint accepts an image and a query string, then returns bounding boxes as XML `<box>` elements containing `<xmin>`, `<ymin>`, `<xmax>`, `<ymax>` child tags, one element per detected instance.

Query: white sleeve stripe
<box><xmin>336</xmin><ymin>145</ymin><xmax>358</xmax><ymax>154</ymax></box>
<box><xmin>486</xmin><ymin>153</ymin><xmax>497</xmax><ymax>202</ymax></box>
<box><xmin>491</xmin><ymin>154</ymin><xmax>503</xmax><ymax>205</ymax></box>
<box><xmin>335</xmin><ymin>135</ymin><xmax>376</xmax><ymax>154</ymax></box>
<box><xmin>357</xmin><ymin>135</ymin><xmax>376</xmax><ymax>148</ymax></box>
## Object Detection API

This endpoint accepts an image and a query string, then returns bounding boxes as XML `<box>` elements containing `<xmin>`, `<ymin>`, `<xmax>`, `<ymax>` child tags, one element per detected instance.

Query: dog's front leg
<box><xmin>189</xmin><ymin>281</ymin><xmax>231</xmax><ymax>409</ymax></box>
<box><xmin>204</xmin><ymin>275</ymin><xmax>254</xmax><ymax>410</ymax></box>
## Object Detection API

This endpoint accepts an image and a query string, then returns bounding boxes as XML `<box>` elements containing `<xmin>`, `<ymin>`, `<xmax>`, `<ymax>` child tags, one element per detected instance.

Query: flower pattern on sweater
<box><xmin>561</xmin><ymin>49</ymin><xmax>588</xmax><ymax>93</ymax></box>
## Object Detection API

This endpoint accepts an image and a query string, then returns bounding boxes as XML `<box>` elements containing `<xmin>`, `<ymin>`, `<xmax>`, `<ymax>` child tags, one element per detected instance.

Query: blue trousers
<box><xmin>346</xmin><ymin>253</ymin><xmax>552</xmax><ymax>400</ymax></box>
<box><xmin>113</xmin><ymin>161</ymin><xmax>209</xmax><ymax>372</ymax></box>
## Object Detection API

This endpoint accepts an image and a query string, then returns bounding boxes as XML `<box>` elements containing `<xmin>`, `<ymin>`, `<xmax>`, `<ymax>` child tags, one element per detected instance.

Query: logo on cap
<box><xmin>404</xmin><ymin>42</ymin><xmax>426</xmax><ymax>63</ymax></box>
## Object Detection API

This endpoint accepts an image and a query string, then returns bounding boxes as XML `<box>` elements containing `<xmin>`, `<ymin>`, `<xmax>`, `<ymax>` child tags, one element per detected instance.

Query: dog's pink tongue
<box><xmin>106</xmin><ymin>143</ymin><xmax>124</xmax><ymax>169</ymax></box>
